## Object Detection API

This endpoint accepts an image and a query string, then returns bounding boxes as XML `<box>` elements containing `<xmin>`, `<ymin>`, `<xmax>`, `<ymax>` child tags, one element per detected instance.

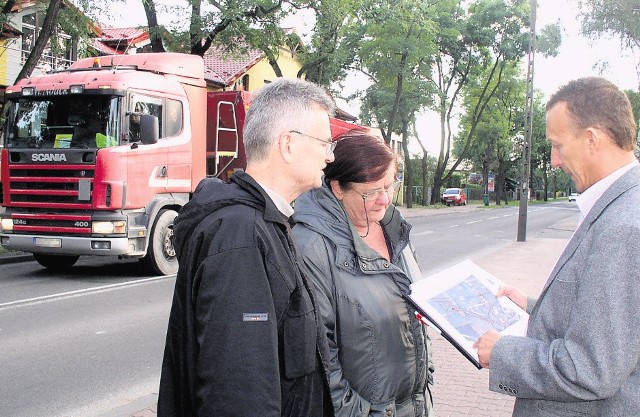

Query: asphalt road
<box><xmin>0</xmin><ymin>258</ymin><xmax>176</xmax><ymax>417</ymax></box>
<box><xmin>408</xmin><ymin>201</ymin><xmax>579</xmax><ymax>276</ymax></box>
<box><xmin>0</xmin><ymin>201</ymin><xmax>579</xmax><ymax>417</ymax></box>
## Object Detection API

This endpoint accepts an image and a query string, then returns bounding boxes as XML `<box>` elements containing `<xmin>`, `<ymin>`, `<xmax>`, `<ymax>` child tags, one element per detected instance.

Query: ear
<box><xmin>584</xmin><ymin>127</ymin><xmax>605</xmax><ymax>152</ymax></box>
<box><xmin>329</xmin><ymin>180</ymin><xmax>345</xmax><ymax>200</ymax></box>
<box><xmin>278</xmin><ymin>131</ymin><xmax>296</xmax><ymax>163</ymax></box>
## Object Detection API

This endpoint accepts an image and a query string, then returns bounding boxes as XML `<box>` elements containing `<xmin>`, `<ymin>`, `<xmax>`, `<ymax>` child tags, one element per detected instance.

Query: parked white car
<box><xmin>568</xmin><ymin>193</ymin><xmax>579</xmax><ymax>202</ymax></box>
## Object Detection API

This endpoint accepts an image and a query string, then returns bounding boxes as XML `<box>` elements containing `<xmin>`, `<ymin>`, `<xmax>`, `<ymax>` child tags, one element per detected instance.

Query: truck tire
<box><xmin>142</xmin><ymin>209</ymin><xmax>178</xmax><ymax>275</ymax></box>
<box><xmin>33</xmin><ymin>253</ymin><xmax>79</xmax><ymax>271</ymax></box>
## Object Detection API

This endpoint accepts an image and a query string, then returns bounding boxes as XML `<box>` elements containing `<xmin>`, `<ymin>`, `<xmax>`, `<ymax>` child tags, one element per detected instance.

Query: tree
<box><xmin>624</xmin><ymin>89</ymin><xmax>640</xmax><ymax>159</ymax></box>
<box><xmin>577</xmin><ymin>0</ymin><xmax>640</xmax><ymax>88</ymax></box>
<box><xmin>135</xmin><ymin>0</ymin><xmax>302</xmax><ymax>78</ymax></box>
<box><xmin>626</xmin><ymin>89</ymin><xmax>640</xmax><ymax>122</ymax></box>
<box><xmin>13</xmin><ymin>0</ymin><xmax>64</xmax><ymax>83</ymax></box>
<box><xmin>142</xmin><ymin>0</ymin><xmax>165</xmax><ymax>52</ymax></box>
<box><xmin>413</xmin><ymin>121</ymin><xmax>434</xmax><ymax>206</ymax></box>
<box><xmin>454</xmin><ymin>63</ymin><xmax>526</xmax><ymax>205</ymax></box>
<box><xmin>426</xmin><ymin>0</ymin><xmax>561</xmax><ymax>205</ymax></box>
<box><xmin>428</xmin><ymin>0</ymin><xmax>533</xmax><ymax>204</ymax></box>
<box><xmin>351</xmin><ymin>0</ymin><xmax>436</xmax><ymax>207</ymax></box>
<box><xmin>297</xmin><ymin>0</ymin><xmax>364</xmax><ymax>86</ymax></box>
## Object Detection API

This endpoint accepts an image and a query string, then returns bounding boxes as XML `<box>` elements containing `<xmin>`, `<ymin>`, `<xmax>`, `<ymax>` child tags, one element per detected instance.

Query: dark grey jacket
<box><xmin>158</xmin><ymin>172</ymin><xmax>333</xmax><ymax>417</ymax></box>
<box><xmin>292</xmin><ymin>184</ymin><xmax>434</xmax><ymax>417</ymax></box>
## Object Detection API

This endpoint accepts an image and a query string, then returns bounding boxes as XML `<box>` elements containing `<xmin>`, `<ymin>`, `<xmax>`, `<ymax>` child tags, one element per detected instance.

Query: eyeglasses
<box><xmin>289</xmin><ymin>130</ymin><xmax>336</xmax><ymax>156</ymax></box>
<box><xmin>351</xmin><ymin>180</ymin><xmax>402</xmax><ymax>202</ymax></box>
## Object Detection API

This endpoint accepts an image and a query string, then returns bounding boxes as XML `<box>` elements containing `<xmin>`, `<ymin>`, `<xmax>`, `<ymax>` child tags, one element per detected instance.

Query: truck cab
<box><xmin>0</xmin><ymin>53</ymin><xmax>208</xmax><ymax>275</ymax></box>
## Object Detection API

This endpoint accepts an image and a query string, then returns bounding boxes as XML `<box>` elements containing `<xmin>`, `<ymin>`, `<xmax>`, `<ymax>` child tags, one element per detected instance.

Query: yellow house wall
<box><xmin>0</xmin><ymin>39</ymin><xmax>11</xmax><ymax>87</ymax></box>
<box><xmin>245</xmin><ymin>47</ymin><xmax>302</xmax><ymax>91</ymax></box>
<box><xmin>0</xmin><ymin>8</ymin><xmax>32</xmax><ymax>88</ymax></box>
<box><xmin>0</xmin><ymin>6</ymin><xmax>55</xmax><ymax>88</ymax></box>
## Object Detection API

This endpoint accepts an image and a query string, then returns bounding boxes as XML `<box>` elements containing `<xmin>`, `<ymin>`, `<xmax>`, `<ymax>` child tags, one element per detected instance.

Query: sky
<box><xmin>108</xmin><ymin>0</ymin><xmax>638</xmax><ymax>155</ymax></box>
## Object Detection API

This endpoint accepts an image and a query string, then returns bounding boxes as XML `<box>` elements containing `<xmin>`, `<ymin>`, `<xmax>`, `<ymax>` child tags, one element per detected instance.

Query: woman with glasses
<box><xmin>292</xmin><ymin>132</ymin><xmax>434</xmax><ymax>417</ymax></box>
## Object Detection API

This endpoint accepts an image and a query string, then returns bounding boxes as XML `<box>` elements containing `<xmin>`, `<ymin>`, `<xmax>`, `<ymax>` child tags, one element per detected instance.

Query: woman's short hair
<box><xmin>324</xmin><ymin>130</ymin><xmax>397</xmax><ymax>188</ymax></box>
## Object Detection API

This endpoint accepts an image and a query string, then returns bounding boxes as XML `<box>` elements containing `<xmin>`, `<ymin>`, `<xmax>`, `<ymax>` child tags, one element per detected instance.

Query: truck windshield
<box><xmin>4</xmin><ymin>95</ymin><xmax>121</xmax><ymax>149</ymax></box>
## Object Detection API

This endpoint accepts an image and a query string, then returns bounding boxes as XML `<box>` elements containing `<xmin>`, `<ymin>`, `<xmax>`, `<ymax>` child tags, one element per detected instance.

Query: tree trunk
<box><xmin>421</xmin><ymin>155</ymin><xmax>428</xmax><ymax>206</ymax></box>
<box><xmin>264</xmin><ymin>48</ymin><xmax>283</xmax><ymax>78</ymax></box>
<box><xmin>2</xmin><ymin>0</ymin><xmax>16</xmax><ymax>14</ymax></box>
<box><xmin>543</xmin><ymin>159</ymin><xmax>549</xmax><ymax>200</ymax></box>
<box><xmin>14</xmin><ymin>0</ymin><xmax>63</xmax><ymax>83</ymax></box>
<box><xmin>142</xmin><ymin>0</ymin><xmax>165</xmax><ymax>53</ymax></box>
<box><xmin>0</xmin><ymin>0</ymin><xmax>62</xmax><ymax>128</ymax></box>
<box><xmin>401</xmin><ymin>118</ymin><xmax>413</xmax><ymax>208</ymax></box>
<box><xmin>384</xmin><ymin>49</ymin><xmax>407</xmax><ymax>145</ymax></box>
<box><xmin>495</xmin><ymin>157</ymin><xmax>506</xmax><ymax>205</ymax></box>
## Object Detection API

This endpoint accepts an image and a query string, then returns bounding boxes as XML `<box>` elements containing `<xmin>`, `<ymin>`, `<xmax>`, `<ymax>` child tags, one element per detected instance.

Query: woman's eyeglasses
<box><xmin>351</xmin><ymin>180</ymin><xmax>402</xmax><ymax>202</ymax></box>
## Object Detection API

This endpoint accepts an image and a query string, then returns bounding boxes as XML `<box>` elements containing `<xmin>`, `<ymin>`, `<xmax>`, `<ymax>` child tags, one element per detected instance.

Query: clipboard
<box><xmin>405</xmin><ymin>293</ymin><xmax>484</xmax><ymax>369</ymax></box>
<box><xmin>405</xmin><ymin>260</ymin><xmax>529</xmax><ymax>369</ymax></box>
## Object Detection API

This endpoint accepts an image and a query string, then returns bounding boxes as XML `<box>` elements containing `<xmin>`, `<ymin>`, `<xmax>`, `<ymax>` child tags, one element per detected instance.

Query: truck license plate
<box><xmin>34</xmin><ymin>237</ymin><xmax>62</xmax><ymax>248</ymax></box>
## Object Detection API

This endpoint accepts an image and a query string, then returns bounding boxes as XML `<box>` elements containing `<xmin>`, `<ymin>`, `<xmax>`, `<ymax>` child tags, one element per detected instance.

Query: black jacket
<box><xmin>158</xmin><ymin>172</ymin><xmax>333</xmax><ymax>417</ymax></box>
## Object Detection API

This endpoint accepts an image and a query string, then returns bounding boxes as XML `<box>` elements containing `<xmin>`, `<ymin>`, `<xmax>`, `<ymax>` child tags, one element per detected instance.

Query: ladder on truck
<box><xmin>212</xmin><ymin>100</ymin><xmax>239</xmax><ymax>178</ymax></box>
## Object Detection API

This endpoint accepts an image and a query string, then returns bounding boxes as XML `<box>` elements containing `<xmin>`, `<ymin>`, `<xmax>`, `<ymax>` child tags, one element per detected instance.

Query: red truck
<box><xmin>0</xmin><ymin>52</ymin><xmax>362</xmax><ymax>274</ymax></box>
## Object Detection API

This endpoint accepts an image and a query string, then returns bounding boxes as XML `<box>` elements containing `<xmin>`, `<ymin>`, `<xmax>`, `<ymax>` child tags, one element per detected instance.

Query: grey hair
<box><xmin>243</xmin><ymin>78</ymin><xmax>336</xmax><ymax>163</ymax></box>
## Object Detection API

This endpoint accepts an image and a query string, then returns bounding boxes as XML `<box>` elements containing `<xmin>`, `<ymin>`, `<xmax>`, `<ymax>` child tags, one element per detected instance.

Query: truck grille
<box><xmin>8</xmin><ymin>164</ymin><xmax>95</xmax><ymax>209</ymax></box>
<box><xmin>4</xmin><ymin>151</ymin><xmax>96</xmax><ymax>236</ymax></box>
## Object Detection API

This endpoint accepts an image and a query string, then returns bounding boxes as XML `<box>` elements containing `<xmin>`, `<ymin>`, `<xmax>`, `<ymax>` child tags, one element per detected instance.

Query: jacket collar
<box><xmin>232</xmin><ymin>172</ymin><xmax>289</xmax><ymax>227</ymax></box>
<box><xmin>538</xmin><ymin>165</ymin><xmax>640</xmax><ymax>298</ymax></box>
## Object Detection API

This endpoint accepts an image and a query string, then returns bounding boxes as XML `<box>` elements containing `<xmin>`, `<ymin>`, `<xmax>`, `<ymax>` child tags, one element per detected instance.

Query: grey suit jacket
<box><xmin>489</xmin><ymin>164</ymin><xmax>640</xmax><ymax>417</ymax></box>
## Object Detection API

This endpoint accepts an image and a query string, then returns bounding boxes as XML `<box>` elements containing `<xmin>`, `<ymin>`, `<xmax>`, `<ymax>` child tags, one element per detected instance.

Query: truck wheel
<box><xmin>33</xmin><ymin>253</ymin><xmax>79</xmax><ymax>271</ymax></box>
<box><xmin>142</xmin><ymin>209</ymin><xmax>178</xmax><ymax>275</ymax></box>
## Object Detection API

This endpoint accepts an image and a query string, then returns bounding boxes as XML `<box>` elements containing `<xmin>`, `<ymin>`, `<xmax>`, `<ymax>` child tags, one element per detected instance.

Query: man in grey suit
<box><xmin>474</xmin><ymin>77</ymin><xmax>640</xmax><ymax>416</ymax></box>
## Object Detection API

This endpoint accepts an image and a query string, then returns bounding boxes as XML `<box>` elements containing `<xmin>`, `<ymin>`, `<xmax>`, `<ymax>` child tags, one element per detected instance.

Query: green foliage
<box><xmin>578</xmin><ymin>0</ymin><xmax>639</xmax><ymax>89</ymax></box>
<box><xmin>625</xmin><ymin>89</ymin><xmax>640</xmax><ymax>124</ymax></box>
<box><xmin>356</xmin><ymin>0</ymin><xmax>437</xmax><ymax>142</ymax></box>
<box><xmin>578</xmin><ymin>0</ymin><xmax>640</xmax><ymax>52</ymax></box>
<box><xmin>536</xmin><ymin>21</ymin><xmax>561</xmax><ymax>57</ymax></box>
<box><xmin>408</xmin><ymin>153</ymin><xmax>437</xmax><ymax>186</ymax></box>
<box><xmin>298</xmin><ymin>0</ymin><xmax>364</xmax><ymax>86</ymax></box>
<box><xmin>428</xmin><ymin>0</ymin><xmax>539</xmax><ymax>204</ymax></box>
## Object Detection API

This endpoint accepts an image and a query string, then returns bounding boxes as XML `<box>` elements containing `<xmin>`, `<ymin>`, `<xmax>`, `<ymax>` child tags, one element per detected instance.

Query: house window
<box><xmin>21</xmin><ymin>13</ymin><xmax>36</xmax><ymax>64</ymax></box>
<box><xmin>21</xmin><ymin>11</ymin><xmax>76</xmax><ymax>71</ymax></box>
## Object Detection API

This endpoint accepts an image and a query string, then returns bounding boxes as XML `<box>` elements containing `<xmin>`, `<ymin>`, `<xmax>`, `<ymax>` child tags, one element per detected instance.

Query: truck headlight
<box><xmin>92</xmin><ymin>220</ymin><xmax>126</xmax><ymax>234</ymax></box>
<box><xmin>1</xmin><ymin>219</ymin><xmax>13</xmax><ymax>232</ymax></box>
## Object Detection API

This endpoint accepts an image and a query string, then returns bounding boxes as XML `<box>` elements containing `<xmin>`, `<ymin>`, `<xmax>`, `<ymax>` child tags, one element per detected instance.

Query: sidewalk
<box><xmin>1</xmin><ymin>203</ymin><xmax>576</xmax><ymax>417</ymax></box>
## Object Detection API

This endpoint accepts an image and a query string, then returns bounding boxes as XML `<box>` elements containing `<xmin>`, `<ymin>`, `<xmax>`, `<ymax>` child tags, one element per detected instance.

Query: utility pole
<box><xmin>517</xmin><ymin>0</ymin><xmax>537</xmax><ymax>242</ymax></box>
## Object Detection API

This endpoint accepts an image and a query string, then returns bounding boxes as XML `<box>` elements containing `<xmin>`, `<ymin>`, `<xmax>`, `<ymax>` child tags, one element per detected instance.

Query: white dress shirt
<box><xmin>575</xmin><ymin>160</ymin><xmax>639</xmax><ymax>227</ymax></box>
<box><xmin>256</xmin><ymin>181</ymin><xmax>295</xmax><ymax>218</ymax></box>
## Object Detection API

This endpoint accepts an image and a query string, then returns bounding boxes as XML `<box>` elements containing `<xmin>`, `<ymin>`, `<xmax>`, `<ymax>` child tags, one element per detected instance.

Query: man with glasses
<box><xmin>292</xmin><ymin>132</ymin><xmax>435</xmax><ymax>417</ymax></box>
<box><xmin>158</xmin><ymin>78</ymin><xmax>336</xmax><ymax>417</ymax></box>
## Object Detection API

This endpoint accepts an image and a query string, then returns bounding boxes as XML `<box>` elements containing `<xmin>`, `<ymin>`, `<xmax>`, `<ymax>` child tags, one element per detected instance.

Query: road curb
<box><xmin>0</xmin><ymin>252</ymin><xmax>33</xmax><ymax>265</ymax></box>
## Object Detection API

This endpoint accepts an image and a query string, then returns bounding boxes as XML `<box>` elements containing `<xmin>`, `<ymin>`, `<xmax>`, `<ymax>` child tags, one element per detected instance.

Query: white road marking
<box><xmin>0</xmin><ymin>275</ymin><xmax>172</xmax><ymax>310</ymax></box>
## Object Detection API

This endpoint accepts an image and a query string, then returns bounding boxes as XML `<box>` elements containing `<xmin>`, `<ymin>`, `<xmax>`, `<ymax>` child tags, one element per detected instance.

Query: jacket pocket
<box><xmin>283</xmin><ymin>286</ymin><xmax>317</xmax><ymax>379</ymax></box>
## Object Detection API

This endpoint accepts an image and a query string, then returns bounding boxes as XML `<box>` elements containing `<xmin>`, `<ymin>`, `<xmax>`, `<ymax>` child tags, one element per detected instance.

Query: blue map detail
<box><xmin>429</xmin><ymin>274</ymin><xmax>520</xmax><ymax>342</ymax></box>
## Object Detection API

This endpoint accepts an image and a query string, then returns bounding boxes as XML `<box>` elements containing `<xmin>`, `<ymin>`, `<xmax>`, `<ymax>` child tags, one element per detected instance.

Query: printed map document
<box><xmin>405</xmin><ymin>259</ymin><xmax>529</xmax><ymax>369</ymax></box>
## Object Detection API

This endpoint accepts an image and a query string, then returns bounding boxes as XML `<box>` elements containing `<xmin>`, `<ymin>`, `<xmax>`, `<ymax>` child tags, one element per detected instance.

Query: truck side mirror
<box><xmin>139</xmin><ymin>114</ymin><xmax>159</xmax><ymax>145</ymax></box>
